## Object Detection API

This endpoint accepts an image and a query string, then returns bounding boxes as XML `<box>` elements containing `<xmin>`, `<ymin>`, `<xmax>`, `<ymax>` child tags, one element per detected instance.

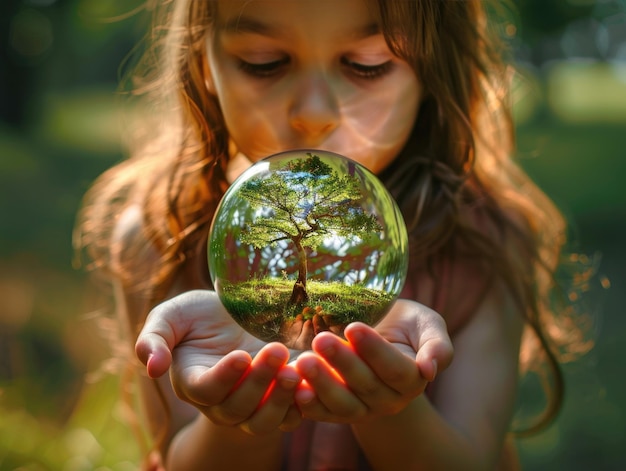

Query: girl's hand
<box><xmin>294</xmin><ymin>299</ymin><xmax>453</xmax><ymax>423</ymax></box>
<box><xmin>134</xmin><ymin>290</ymin><xmax>302</xmax><ymax>434</ymax></box>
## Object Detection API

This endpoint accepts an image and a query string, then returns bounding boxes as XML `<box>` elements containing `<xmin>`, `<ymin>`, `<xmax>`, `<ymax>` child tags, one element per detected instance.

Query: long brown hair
<box><xmin>76</xmin><ymin>0</ymin><xmax>588</xmax><ymax>438</ymax></box>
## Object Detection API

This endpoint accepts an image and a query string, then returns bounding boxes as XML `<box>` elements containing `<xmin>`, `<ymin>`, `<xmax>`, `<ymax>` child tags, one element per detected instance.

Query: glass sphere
<box><xmin>208</xmin><ymin>150</ymin><xmax>408</xmax><ymax>350</ymax></box>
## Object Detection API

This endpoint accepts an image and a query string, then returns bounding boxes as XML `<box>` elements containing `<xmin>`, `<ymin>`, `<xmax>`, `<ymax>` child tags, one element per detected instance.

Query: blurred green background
<box><xmin>0</xmin><ymin>0</ymin><xmax>624</xmax><ymax>469</ymax></box>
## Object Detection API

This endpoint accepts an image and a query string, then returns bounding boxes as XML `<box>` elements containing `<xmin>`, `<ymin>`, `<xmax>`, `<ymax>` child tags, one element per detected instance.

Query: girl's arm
<box><xmin>112</xmin><ymin>207</ymin><xmax>297</xmax><ymax>470</ymax></box>
<box><xmin>296</xmin><ymin>282</ymin><xmax>522</xmax><ymax>470</ymax></box>
<box><xmin>113</xmin><ymin>279</ymin><xmax>198</xmax><ymax>453</ymax></box>
<box><xmin>166</xmin><ymin>415</ymin><xmax>285</xmax><ymax>471</ymax></box>
<box><xmin>132</xmin><ymin>290</ymin><xmax>302</xmax><ymax>471</ymax></box>
<box><xmin>354</xmin><ymin>283</ymin><xmax>523</xmax><ymax>470</ymax></box>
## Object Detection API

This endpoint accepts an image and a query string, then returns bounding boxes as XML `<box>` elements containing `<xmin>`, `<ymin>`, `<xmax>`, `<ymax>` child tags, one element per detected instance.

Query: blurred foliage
<box><xmin>1</xmin><ymin>0</ymin><xmax>625</xmax><ymax>470</ymax></box>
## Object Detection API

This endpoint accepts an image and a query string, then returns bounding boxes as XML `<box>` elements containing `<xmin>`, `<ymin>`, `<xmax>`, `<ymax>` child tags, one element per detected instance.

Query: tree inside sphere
<box><xmin>208</xmin><ymin>150</ymin><xmax>408</xmax><ymax>350</ymax></box>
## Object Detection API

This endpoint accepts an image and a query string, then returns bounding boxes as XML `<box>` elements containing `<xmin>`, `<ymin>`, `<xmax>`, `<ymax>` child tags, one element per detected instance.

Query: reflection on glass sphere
<box><xmin>208</xmin><ymin>150</ymin><xmax>408</xmax><ymax>350</ymax></box>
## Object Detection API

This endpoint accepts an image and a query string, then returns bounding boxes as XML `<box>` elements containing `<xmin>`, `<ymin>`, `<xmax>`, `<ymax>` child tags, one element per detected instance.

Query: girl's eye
<box><xmin>341</xmin><ymin>57</ymin><xmax>393</xmax><ymax>80</ymax></box>
<box><xmin>237</xmin><ymin>57</ymin><xmax>290</xmax><ymax>77</ymax></box>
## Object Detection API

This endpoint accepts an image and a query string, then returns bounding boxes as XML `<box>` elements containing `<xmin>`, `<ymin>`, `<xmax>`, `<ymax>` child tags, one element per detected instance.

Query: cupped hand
<box><xmin>293</xmin><ymin>299</ymin><xmax>453</xmax><ymax>423</ymax></box>
<box><xmin>134</xmin><ymin>290</ymin><xmax>302</xmax><ymax>434</ymax></box>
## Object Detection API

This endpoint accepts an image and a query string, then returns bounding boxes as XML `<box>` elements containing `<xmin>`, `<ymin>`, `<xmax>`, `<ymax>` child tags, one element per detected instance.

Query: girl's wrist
<box><xmin>352</xmin><ymin>393</ymin><xmax>427</xmax><ymax>433</ymax></box>
<box><xmin>349</xmin><ymin>395</ymin><xmax>431</xmax><ymax>470</ymax></box>
<box><xmin>198</xmin><ymin>413</ymin><xmax>284</xmax><ymax>444</ymax></box>
<box><xmin>167</xmin><ymin>413</ymin><xmax>285</xmax><ymax>471</ymax></box>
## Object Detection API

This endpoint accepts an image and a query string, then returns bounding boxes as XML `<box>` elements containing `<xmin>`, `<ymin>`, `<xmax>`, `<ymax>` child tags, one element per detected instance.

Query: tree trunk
<box><xmin>289</xmin><ymin>239</ymin><xmax>308</xmax><ymax>305</ymax></box>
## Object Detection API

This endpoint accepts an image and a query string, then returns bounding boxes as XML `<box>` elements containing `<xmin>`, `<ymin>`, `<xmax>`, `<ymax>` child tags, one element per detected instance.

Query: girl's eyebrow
<box><xmin>218</xmin><ymin>16</ymin><xmax>276</xmax><ymax>36</ymax></box>
<box><xmin>218</xmin><ymin>15</ymin><xmax>380</xmax><ymax>40</ymax></box>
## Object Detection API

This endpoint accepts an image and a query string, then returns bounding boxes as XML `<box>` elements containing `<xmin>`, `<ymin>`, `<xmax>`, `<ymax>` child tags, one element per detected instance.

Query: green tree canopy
<box><xmin>239</xmin><ymin>153</ymin><xmax>382</xmax><ymax>304</ymax></box>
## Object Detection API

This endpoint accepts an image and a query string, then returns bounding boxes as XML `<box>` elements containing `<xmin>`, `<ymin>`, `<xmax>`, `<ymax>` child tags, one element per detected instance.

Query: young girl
<box><xmin>76</xmin><ymin>0</ymin><xmax>586</xmax><ymax>469</ymax></box>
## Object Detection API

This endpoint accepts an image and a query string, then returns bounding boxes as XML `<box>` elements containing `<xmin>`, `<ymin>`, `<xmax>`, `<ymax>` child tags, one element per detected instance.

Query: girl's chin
<box><xmin>240</xmin><ymin>143</ymin><xmax>382</xmax><ymax>163</ymax></box>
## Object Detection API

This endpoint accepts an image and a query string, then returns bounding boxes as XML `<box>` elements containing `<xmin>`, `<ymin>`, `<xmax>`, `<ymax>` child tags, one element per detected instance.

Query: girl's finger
<box><xmin>136</xmin><ymin>334</ymin><xmax>173</xmax><ymax>379</ymax></box>
<box><xmin>311</xmin><ymin>332</ymin><xmax>401</xmax><ymax>406</ymax></box>
<box><xmin>343</xmin><ymin>323</ymin><xmax>422</xmax><ymax>394</ymax></box>
<box><xmin>295</xmin><ymin>352</ymin><xmax>366</xmax><ymax>420</ymax></box>
<box><xmin>135</xmin><ymin>297</ymin><xmax>194</xmax><ymax>377</ymax></box>
<box><xmin>210</xmin><ymin>343</ymin><xmax>290</xmax><ymax>425</ymax></box>
<box><xmin>135</xmin><ymin>316</ymin><xmax>178</xmax><ymax>378</ymax></box>
<box><xmin>279</xmin><ymin>404</ymin><xmax>303</xmax><ymax>432</ymax></box>
<box><xmin>394</xmin><ymin>301</ymin><xmax>454</xmax><ymax>379</ymax></box>
<box><xmin>240</xmin><ymin>366</ymin><xmax>301</xmax><ymax>435</ymax></box>
<box><xmin>414</xmin><ymin>327</ymin><xmax>454</xmax><ymax>382</ymax></box>
<box><xmin>173</xmin><ymin>350</ymin><xmax>252</xmax><ymax>406</ymax></box>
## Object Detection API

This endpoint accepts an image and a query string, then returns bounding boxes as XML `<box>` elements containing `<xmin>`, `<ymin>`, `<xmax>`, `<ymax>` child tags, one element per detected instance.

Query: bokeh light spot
<box><xmin>9</xmin><ymin>9</ymin><xmax>54</xmax><ymax>58</ymax></box>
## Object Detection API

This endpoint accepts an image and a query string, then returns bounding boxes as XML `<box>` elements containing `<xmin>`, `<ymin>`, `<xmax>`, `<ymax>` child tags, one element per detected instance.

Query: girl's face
<box><xmin>206</xmin><ymin>0</ymin><xmax>422</xmax><ymax>175</ymax></box>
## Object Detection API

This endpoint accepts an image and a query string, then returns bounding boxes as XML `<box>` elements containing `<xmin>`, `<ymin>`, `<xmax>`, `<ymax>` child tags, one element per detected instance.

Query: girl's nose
<box><xmin>289</xmin><ymin>72</ymin><xmax>340</xmax><ymax>141</ymax></box>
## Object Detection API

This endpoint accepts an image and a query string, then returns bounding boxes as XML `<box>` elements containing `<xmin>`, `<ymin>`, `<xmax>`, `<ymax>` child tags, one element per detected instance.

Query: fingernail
<box><xmin>280</xmin><ymin>377</ymin><xmax>299</xmax><ymax>390</ymax></box>
<box><xmin>431</xmin><ymin>359</ymin><xmax>438</xmax><ymax>381</ymax></box>
<box><xmin>146</xmin><ymin>354</ymin><xmax>157</xmax><ymax>378</ymax></box>
<box><xmin>296</xmin><ymin>389</ymin><xmax>315</xmax><ymax>405</ymax></box>
<box><xmin>315</xmin><ymin>337</ymin><xmax>336</xmax><ymax>358</ymax></box>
